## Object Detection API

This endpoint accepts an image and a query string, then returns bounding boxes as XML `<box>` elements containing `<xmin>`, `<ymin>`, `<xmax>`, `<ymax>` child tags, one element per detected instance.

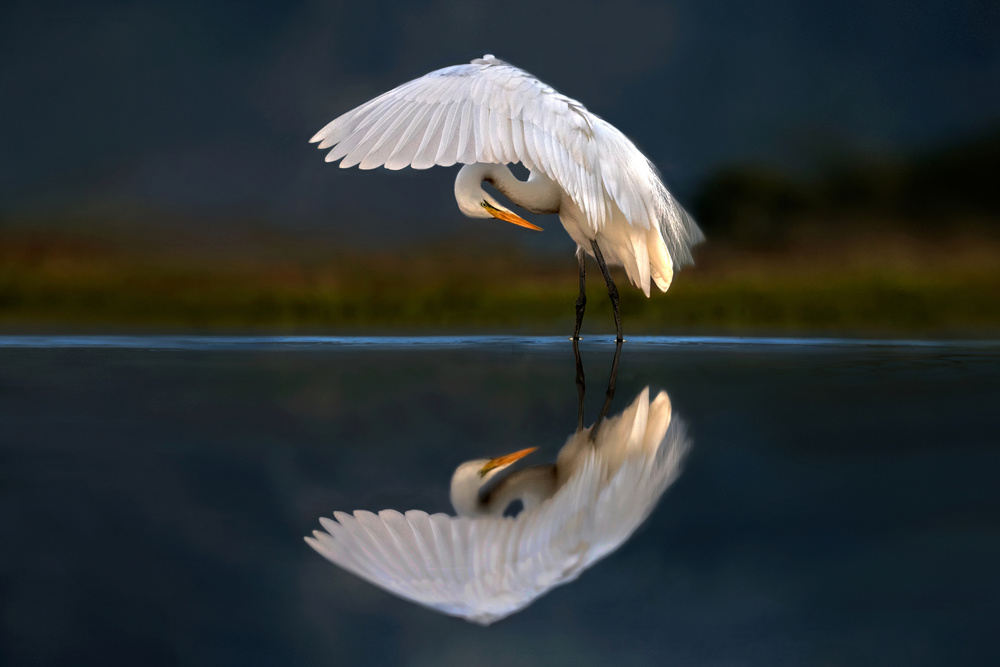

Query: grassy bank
<box><xmin>1</xmin><ymin>226</ymin><xmax>998</xmax><ymax>336</ymax></box>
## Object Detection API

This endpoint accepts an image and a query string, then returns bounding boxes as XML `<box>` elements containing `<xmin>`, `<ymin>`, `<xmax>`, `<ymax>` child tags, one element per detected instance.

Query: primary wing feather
<box><xmin>312</xmin><ymin>54</ymin><xmax>698</xmax><ymax>245</ymax></box>
<box><xmin>308</xmin><ymin>509</ymin><xmax>548</xmax><ymax>625</ymax></box>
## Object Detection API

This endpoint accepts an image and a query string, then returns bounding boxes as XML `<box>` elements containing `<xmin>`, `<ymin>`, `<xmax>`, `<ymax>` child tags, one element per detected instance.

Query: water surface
<box><xmin>1</xmin><ymin>336</ymin><xmax>997</xmax><ymax>665</ymax></box>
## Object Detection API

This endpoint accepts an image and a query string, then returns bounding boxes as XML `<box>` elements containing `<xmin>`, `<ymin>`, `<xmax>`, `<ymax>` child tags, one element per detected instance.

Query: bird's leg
<box><xmin>589</xmin><ymin>339</ymin><xmax>623</xmax><ymax>442</ymax></box>
<box><xmin>590</xmin><ymin>239</ymin><xmax>623</xmax><ymax>342</ymax></box>
<box><xmin>573</xmin><ymin>337</ymin><xmax>585</xmax><ymax>432</ymax></box>
<box><xmin>573</xmin><ymin>248</ymin><xmax>587</xmax><ymax>340</ymax></box>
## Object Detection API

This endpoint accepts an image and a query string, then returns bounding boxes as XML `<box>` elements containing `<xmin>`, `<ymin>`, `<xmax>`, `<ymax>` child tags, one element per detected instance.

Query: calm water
<box><xmin>1</xmin><ymin>336</ymin><xmax>998</xmax><ymax>666</ymax></box>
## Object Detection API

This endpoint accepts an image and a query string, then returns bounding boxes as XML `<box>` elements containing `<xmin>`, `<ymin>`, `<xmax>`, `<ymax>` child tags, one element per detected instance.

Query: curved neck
<box><xmin>451</xmin><ymin>464</ymin><xmax>558</xmax><ymax>518</ymax></box>
<box><xmin>455</xmin><ymin>163</ymin><xmax>560</xmax><ymax>217</ymax></box>
<box><xmin>482</xmin><ymin>466</ymin><xmax>558</xmax><ymax>515</ymax></box>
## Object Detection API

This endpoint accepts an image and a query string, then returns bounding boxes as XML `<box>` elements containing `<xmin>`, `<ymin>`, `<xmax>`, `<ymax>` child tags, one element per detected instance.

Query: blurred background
<box><xmin>2</xmin><ymin>0</ymin><xmax>998</xmax><ymax>335</ymax></box>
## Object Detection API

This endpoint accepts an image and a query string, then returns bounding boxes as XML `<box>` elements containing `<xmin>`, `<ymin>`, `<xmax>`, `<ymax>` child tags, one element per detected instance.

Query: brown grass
<box><xmin>2</xmin><ymin>223</ymin><xmax>998</xmax><ymax>336</ymax></box>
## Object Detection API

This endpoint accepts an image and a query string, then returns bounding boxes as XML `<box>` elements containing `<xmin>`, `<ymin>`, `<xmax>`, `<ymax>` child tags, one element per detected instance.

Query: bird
<box><xmin>305</xmin><ymin>385</ymin><xmax>691</xmax><ymax>625</ymax></box>
<box><xmin>311</xmin><ymin>54</ymin><xmax>704</xmax><ymax>340</ymax></box>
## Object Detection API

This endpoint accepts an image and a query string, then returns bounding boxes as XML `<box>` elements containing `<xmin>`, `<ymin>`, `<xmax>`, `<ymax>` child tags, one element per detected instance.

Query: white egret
<box><xmin>305</xmin><ymin>384</ymin><xmax>690</xmax><ymax>625</ymax></box>
<box><xmin>311</xmin><ymin>54</ymin><xmax>704</xmax><ymax>340</ymax></box>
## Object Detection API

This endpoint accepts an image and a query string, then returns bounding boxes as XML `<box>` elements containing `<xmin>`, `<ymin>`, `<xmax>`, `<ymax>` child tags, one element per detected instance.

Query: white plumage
<box><xmin>306</xmin><ymin>387</ymin><xmax>690</xmax><ymax>625</ymax></box>
<box><xmin>312</xmin><ymin>55</ymin><xmax>704</xmax><ymax>339</ymax></box>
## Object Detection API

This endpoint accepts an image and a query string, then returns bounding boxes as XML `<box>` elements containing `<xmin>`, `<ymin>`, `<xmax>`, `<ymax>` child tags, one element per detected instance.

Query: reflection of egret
<box><xmin>311</xmin><ymin>54</ymin><xmax>704</xmax><ymax>340</ymax></box>
<box><xmin>306</xmin><ymin>345</ymin><xmax>690</xmax><ymax>625</ymax></box>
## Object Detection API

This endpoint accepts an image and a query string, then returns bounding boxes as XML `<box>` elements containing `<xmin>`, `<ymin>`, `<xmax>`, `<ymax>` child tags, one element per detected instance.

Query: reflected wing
<box><xmin>555</xmin><ymin>388</ymin><xmax>690</xmax><ymax>565</ymax></box>
<box><xmin>306</xmin><ymin>390</ymin><xmax>690</xmax><ymax>626</ymax></box>
<box><xmin>312</xmin><ymin>54</ymin><xmax>701</xmax><ymax>255</ymax></box>
<box><xmin>585</xmin><ymin>392</ymin><xmax>690</xmax><ymax>562</ymax></box>
<box><xmin>306</xmin><ymin>507</ymin><xmax>581</xmax><ymax>625</ymax></box>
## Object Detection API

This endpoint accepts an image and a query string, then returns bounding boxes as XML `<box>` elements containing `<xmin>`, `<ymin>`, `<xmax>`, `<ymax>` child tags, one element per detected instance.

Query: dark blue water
<box><xmin>1</xmin><ymin>337</ymin><xmax>998</xmax><ymax>666</ymax></box>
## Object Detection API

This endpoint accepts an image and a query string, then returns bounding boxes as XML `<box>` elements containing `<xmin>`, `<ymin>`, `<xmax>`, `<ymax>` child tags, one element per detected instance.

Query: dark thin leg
<box><xmin>573</xmin><ymin>338</ymin><xmax>585</xmax><ymax>431</ymax></box>
<box><xmin>590</xmin><ymin>239</ymin><xmax>623</xmax><ymax>342</ymax></box>
<box><xmin>589</xmin><ymin>339</ymin><xmax>623</xmax><ymax>441</ymax></box>
<box><xmin>573</xmin><ymin>249</ymin><xmax>587</xmax><ymax>340</ymax></box>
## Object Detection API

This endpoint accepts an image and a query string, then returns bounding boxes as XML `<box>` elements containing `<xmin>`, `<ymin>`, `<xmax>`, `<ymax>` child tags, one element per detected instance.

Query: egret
<box><xmin>311</xmin><ymin>55</ymin><xmax>704</xmax><ymax>340</ymax></box>
<box><xmin>305</xmin><ymin>348</ymin><xmax>691</xmax><ymax>625</ymax></box>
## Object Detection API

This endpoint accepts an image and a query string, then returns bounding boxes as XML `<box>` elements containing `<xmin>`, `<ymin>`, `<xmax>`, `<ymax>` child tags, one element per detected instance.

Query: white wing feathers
<box><xmin>306</xmin><ymin>388</ymin><xmax>690</xmax><ymax>625</ymax></box>
<box><xmin>311</xmin><ymin>54</ymin><xmax>701</xmax><ymax>251</ymax></box>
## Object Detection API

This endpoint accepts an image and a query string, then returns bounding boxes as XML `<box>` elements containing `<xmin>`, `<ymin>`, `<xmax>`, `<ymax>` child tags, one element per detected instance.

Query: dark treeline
<box><xmin>4</xmin><ymin>127</ymin><xmax>998</xmax><ymax>258</ymax></box>
<box><xmin>693</xmin><ymin>128</ymin><xmax>1000</xmax><ymax>245</ymax></box>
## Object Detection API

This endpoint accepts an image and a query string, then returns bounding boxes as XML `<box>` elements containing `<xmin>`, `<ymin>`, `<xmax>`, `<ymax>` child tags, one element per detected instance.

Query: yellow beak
<box><xmin>480</xmin><ymin>446</ymin><xmax>539</xmax><ymax>475</ymax></box>
<box><xmin>482</xmin><ymin>201</ymin><xmax>543</xmax><ymax>231</ymax></box>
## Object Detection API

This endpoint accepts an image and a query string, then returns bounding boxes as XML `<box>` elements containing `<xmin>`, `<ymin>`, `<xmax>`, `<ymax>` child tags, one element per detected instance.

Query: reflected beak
<box><xmin>482</xmin><ymin>202</ymin><xmax>543</xmax><ymax>231</ymax></box>
<box><xmin>480</xmin><ymin>446</ymin><xmax>538</xmax><ymax>476</ymax></box>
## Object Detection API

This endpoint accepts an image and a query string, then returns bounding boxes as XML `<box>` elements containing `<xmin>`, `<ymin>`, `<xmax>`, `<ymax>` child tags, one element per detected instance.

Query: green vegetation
<box><xmin>1</xmin><ymin>226</ymin><xmax>997</xmax><ymax>336</ymax></box>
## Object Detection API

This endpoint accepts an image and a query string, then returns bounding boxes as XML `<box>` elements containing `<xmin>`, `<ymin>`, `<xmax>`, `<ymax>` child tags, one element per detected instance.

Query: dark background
<box><xmin>3</xmin><ymin>0</ymin><xmax>998</xmax><ymax>245</ymax></box>
<box><xmin>2</xmin><ymin>0</ymin><xmax>998</xmax><ymax>334</ymax></box>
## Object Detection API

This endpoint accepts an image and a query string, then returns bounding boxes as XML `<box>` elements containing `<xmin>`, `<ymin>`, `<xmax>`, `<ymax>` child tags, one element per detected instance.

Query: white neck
<box><xmin>454</xmin><ymin>163</ymin><xmax>561</xmax><ymax>219</ymax></box>
<box><xmin>484</xmin><ymin>466</ymin><xmax>558</xmax><ymax>515</ymax></box>
<box><xmin>450</xmin><ymin>462</ymin><xmax>558</xmax><ymax>518</ymax></box>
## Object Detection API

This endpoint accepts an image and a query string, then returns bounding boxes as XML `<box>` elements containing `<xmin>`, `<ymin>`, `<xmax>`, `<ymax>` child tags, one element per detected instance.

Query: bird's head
<box><xmin>454</xmin><ymin>164</ymin><xmax>543</xmax><ymax>230</ymax></box>
<box><xmin>449</xmin><ymin>446</ymin><xmax>538</xmax><ymax>517</ymax></box>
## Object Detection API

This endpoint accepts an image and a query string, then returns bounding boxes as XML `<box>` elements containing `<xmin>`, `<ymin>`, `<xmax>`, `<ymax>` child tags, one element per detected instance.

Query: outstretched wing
<box><xmin>305</xmin><ymin>456</ymin><xmax>621</xmax><ymax>628</ymax></box>
<box><xmin>306</xmin><ymin>390</ymin><xmax>691</xmax><ymax>625</ymax></box>
<box><xmin>312</xmin><ymin>54</ymin><xmax>701</xmax><ymax>255</ymax></box>
<box><xmin>305</xmin><ymin>506</ymin><xmax>587</xmax><ymax>626</ymax></box>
